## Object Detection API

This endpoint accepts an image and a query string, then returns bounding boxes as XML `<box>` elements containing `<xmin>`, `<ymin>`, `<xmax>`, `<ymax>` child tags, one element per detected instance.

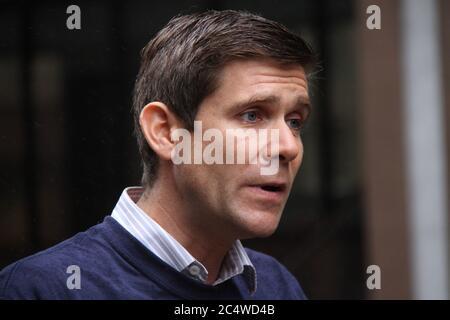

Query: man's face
<box><xmin>172</xmin><ymin>58</ymin><xmax>310</xmax><ymax>240</ymax></box>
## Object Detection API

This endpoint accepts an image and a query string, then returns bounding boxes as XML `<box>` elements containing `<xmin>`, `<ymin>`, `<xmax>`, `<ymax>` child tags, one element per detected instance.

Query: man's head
<box><xmin>133</xmin><ymin>10</ymin><xmax>316</xmax><ymax>239</ymax></box>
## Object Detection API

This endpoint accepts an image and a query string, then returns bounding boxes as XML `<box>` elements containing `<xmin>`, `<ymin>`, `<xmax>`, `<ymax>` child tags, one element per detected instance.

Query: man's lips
<box><xmin>245</xmin><ymin>181</ymin><xmax>288</xmax><ymax>203</ymax></box>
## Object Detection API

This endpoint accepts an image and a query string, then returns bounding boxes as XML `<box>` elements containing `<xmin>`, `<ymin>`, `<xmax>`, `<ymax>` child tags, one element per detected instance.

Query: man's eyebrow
<box><xmin>228</xmin><ymin>93</ymin><xmax>311</xmax><ymax>115</ymax></box>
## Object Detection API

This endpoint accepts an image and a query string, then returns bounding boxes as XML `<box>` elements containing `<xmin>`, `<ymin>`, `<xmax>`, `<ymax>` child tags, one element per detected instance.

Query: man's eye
<box><xmin>287</xmin><ymin>118</ymin><xmax>303</xmax><ymax>130</ymax></box>
<box><xmin>240</xmin><ymin>111</ymin><xmax>259</xmax><ymax>122</ymax></box>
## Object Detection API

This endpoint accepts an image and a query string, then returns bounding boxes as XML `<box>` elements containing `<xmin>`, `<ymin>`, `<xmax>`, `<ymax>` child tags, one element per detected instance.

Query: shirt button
<box><xmin>189</xmin><ymin>264</ymin><xmax>201</xmax><ymax>276</ymax></box>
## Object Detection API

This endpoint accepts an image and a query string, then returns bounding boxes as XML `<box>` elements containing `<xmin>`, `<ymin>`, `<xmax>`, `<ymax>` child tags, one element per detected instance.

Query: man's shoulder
<box><xmin>244</xmin><ymin>247</ymin><xmax>307</xmax><ymax>299</ymax></box>
<box><xmin>0</xmin><ymin>220</ymin><xmax>109</xmax><ymax>299</ymax></box>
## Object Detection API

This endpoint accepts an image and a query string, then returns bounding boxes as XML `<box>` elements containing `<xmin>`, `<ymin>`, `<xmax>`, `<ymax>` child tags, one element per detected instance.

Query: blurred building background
<box><xmin>0</xmin><ymin>0</ymin><xmax>448</xmax><ymax>299</ymax></box>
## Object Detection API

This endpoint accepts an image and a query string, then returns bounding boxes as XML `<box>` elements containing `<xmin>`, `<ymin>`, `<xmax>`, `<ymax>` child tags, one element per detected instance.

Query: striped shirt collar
<box><xmin>111</xmin><ymin>187</ymin><xmax>257</xmax><ymax>294</ymax></box>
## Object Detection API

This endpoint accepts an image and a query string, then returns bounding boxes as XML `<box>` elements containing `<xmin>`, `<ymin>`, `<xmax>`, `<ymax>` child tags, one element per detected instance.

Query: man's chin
<box><xmin>239</xmin><ymin>226</ymin><xmax>278</xmax><ymax>240</ymax></box>
<box><xmin>236</xmin><ymin>211</ymin><xmax>282</xmax><ymax>239</ymax></box>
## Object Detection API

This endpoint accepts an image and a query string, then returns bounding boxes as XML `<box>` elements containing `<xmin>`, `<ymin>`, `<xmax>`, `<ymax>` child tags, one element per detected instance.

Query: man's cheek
<box><xmin>295</xmin><ymin>149</ymin><xmax>304</xmax><ymax>170</ymax></box>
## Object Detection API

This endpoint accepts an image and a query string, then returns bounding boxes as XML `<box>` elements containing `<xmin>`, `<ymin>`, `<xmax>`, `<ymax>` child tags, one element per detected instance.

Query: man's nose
<box><xmin>274</xmin><ymin>120</ymin><xmax>301</xmax><ymax>163</ymax></box>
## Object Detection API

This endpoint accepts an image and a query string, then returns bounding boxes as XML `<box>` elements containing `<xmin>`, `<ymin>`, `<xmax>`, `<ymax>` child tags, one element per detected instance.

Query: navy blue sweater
<box><xmin>0</xmin><ymin>217</ymin><xmax>306</xmax><ymax>300</ymax></box>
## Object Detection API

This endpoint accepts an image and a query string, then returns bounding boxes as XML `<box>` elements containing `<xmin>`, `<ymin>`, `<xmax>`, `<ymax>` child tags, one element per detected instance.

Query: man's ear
<box><xmin>139</xmin><ymin>102</ymin><xmax>180</xmax><ymax>161</ymax></box>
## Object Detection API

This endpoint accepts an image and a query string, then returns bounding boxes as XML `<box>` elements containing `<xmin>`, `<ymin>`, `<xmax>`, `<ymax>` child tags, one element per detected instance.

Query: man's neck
<box><xmin>136</xmin><ymin>177</ymin><xmax>234</xmax><ymax>284</ymax></box>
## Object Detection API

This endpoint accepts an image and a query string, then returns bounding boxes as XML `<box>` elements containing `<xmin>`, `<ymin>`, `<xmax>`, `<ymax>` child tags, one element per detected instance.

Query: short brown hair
<box><xmin>132</xmin><ymin>10</ymin><xmax>316</xmax><ymax>187</ymax></box>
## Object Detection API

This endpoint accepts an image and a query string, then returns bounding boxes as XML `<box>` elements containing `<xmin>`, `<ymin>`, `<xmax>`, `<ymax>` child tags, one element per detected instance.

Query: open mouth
<box><xmin>258</xmin><ymin>184</ymin><xmax>286</xmax><ymax>193</ymax></box>
<box><xmin>247</xmin><ymin>182</ymin><xmax>287</xmax><ymax>202</ymax></box>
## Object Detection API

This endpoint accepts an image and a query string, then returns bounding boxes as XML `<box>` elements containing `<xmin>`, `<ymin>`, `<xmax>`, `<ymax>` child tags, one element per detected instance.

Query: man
<box><xmin>0</xmin><ymin>10</ymin><xmax>316</xmax><ymax>299</ymax></box>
